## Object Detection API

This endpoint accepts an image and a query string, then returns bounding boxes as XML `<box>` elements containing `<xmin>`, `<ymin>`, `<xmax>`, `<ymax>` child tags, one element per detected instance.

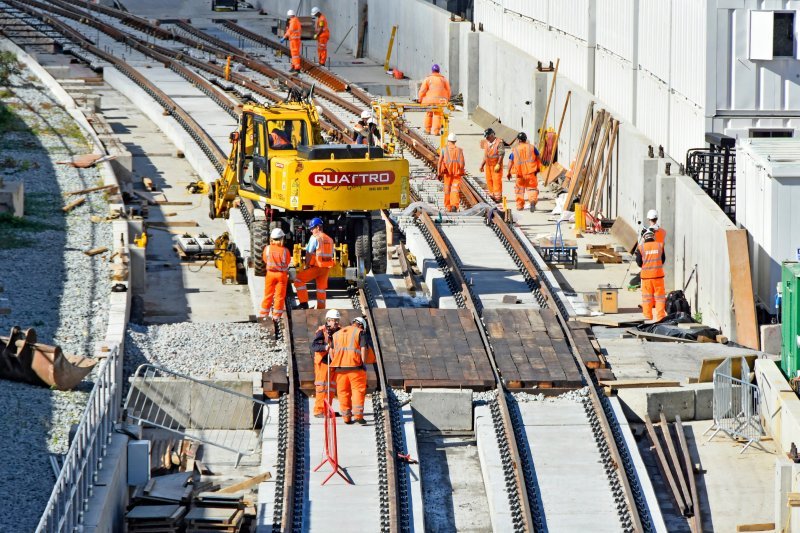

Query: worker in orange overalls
<box><xmin>437</xmin><ymin>132</ymin><xmax>465</xmax><ymax>212</ymax></box>
<box><xmin>258</xmin><ymin>228</ymin><xmax>291</xmax><ymax>323</ymax></box>
<box><xmin>310</xmin><ymin>309</ymin><xmax>342</xmax><ymax>418</ymax></box>
<box><xmin>417</xmin><ymin>64</ymin><xmax>451</xmax><ymax>136</ymax></box>
<box><xmin>293</xmin><ymin>217</ymin><xmax>335</xmax><ymax>310</ymax></box>
<box><xmin>642</xmin><ymin>209</ymin><xmax>667</xmax><ymax>246</ymax></box>
<box><xmin>282</xmin><ymin>10</ymin><xmax>302</xmax><ymax>73</ymax></box>
<box><xmin>636</xmin><ymin>229</ymin><xmax>667</xmax><ymax>321</ymax></box>
<box><xmin>331</xmin><ymin>316</ymin><xmax>375</xmax><ymax>425</ymax></box>
<box><xmin>311</xmin><ymin>7</ymin><xmax>329</xmax><ymax>66</ymax></box>
<box><xmin>507</xmin><ymin>132</ymin><xmax>542</xmax><ymax>212</ymax></box>
<box><xmin>479</xmin><ymin>128</ymin><xmax>505</xmax><ymax>203</ymax></box>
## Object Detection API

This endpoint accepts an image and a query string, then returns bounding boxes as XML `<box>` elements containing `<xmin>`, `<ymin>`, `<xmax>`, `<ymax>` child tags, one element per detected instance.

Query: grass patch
<box><xmin>0</xmin><ymin>102</ymin><xmax>27</xmax><ymax>135</ymax></box>
<box><xmin>0</xmin><ymin>212</ymin><xmax>60</xmax><ymax>249</ymax></box>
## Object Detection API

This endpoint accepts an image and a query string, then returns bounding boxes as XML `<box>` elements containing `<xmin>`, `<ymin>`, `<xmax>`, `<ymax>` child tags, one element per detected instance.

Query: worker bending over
<box><xmin>437</xmin><ymin>132</ymin><xmax>465</xmax><ymax>212</ymax></box>
<box><xmin>641</xmin><ymin>209</ymin><xmax>667</xmax><ymax>246</ymax></box>
<box><xmin>310</xmin><ymin>7</ymin><xmax>329</xmax><ymax>66</ymax></box>
<box><xmin>331</xmin><ymin>317</ymin><xmax>376</xmax><ymax>425</ymax></box>
<box><xmin>417</xmin><ymin>64</ymin><xmax>450</xmax><ymax>136</ymax></box>
<box><xmin>479</xmin><ymin>128</ymin><xmax>505</xmax><ymax>203</ymax></box>
<box><xmin>507</xmin><ymin>132</ymin><xmax>542</xmax><ymax>212</ymax></box>
<box><xmin>310</xmin><ymin>309</ymin><xmax>341</xmax><ymax>418</ymax></box>
<box><xmin>259</xmin><ymin>228</ymin><xmax>291</xmax><ymax>322</ymax></box>
<box><xmin>293</xmin><ymin>217</ymin><xmax>335</xmax><ymax>309</ymax></box>
<box><xmin>282</xmin><ymin>10</ymin><xmax>302</xmax><ymax>73</ymax></box>
<box><xmin>636</xmin><ymin>229</ymin><xmax>667</xmax><ymax>321</ymax></box>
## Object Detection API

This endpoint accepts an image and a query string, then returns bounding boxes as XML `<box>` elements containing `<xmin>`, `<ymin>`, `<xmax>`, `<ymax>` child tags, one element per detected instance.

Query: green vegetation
<box><xmin>0</xmin><ymin>51</ymin><xmax>20</xmax><ymax>85</ymax></box>
<box><xmin>0</xmin><ymin>193</ymin><xmax>62</xmax><ymax>248</ymax></box>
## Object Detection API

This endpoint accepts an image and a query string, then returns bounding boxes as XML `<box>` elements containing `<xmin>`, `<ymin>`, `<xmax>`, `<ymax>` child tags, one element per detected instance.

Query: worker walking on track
<box><xmin>331</xmin><ymin>317</ymin><xmax>376</xmax><ymax>425</ymax></box>
<box><xmin>479</xmin><ymin>128</ymin><xmax>505</xmax><ymax>203</ymax></box>
<box><xmin>259</xmin><ymin>228</ymin><xmax>291</xmax><ymax>322</ymax></box>
<box><xmin>507</xmin><ymin>132</ymin><xmax>542</xmax><ymax>212</ymax></box>
<box><xmin>311</xmin><ymin>7</ymin><xmax>329</xmax><ymax>66</ymax></box>
<box><xmin>636</xmin><ymin>229</ymin><xmax>667</xmax><ymax>321</ymax></box>
<box><xmin>437</xmin><ymin>132</ymin><xmax>465</xmax><ymax>212</ymax></box>
<box><xmin>282</xmin><ymin>10</ymin><xmax>302</xmax><ymax>73</ymax></box>
<box><xmin>293</xmin><ymin>217</ymin><xmax>335</xmax><ymax>309</ymax></box>
<box><xmin>417</xmin><ymin>64</ymin><xmax>451</xmax><ymax>136</ymax></box>
<box><xmin>310</xmin><ymin>309</ymin><xmax>342</xmax><ymax>418</ymax></box>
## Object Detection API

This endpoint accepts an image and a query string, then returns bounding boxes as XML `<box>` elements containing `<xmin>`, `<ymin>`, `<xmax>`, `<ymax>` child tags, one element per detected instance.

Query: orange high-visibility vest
<box><xmin>640</xmin><ymin>241</ymin><xmax>665</xmax><ymax>280</ymax></box>
<box><xmin>438</xmin><ymin>144</ymin><xmax>465</xmax><ymax>176</ymax></box>
<box><xmin>418</xmin><ymin>73</ymin><xmax>451</xmax><ymax>104</ymax></box>
<box><xmin>330</xmin><ymin>325</ymin><xmax>376</xmax><ymax>368</ymax></box>
<box><xmin>284</xmin><ymin>17</ymin><xmax>301</xmax><ymax>41</ymax></box>
<box><xmin>316</xmin><ymin>14</ymin><xmax>329</xmax><ymax>39</ymax></box>
<box><xmin>270</xmin><ymin>131</ymin><xmax>290</xmax><ymax>148</ymax></box>
<box><xmin>265</xmin><ymin>244</ymin><xmax>290</xmax><ymax>272</ymax></box>
<box><xmin>310</xmin><ymin>231</ymin><xmax>335</xmax><ymax>268</ymax></box>
<box><xmin>485</xmin><ymin>138</ymin><xmax>503</xmax><ymax>162</ymax></box>
<box><xmin>313</xmin><ymin>325</ymin><xmax>335</xmax><ymax>364</ymax></box>
<box><xmin>510</xmin><ymin>142</ymin><xmax>540</xmax><ymax>176</ymax></box>
<box><xmin>653</xmin><ymin>227</ymin><xmax>666</xmax><ymax>245</ymax></box>
<box><xmin>541</xmin><ymin>130</ymin><xmax>557</xmax><ymax>165</ymax></box>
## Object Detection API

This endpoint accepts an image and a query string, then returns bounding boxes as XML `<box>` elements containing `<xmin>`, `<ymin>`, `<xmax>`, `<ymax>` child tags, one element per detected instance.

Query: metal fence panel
<box><xmin>705</xmin><ymin>356</ymin><xmax>764</xmax><ymax>453</ymax></box>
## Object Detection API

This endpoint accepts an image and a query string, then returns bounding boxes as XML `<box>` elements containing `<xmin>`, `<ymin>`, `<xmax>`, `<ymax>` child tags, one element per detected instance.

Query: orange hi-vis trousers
<box><xmin>641</xmin><ymin>277</ymin><xmax>666</xmax><ymax>321</ymax></box>
<box><xmin>424</xmin><ymin>112</ymin><xmax>444</xmax><ymax>136</ymax></box>
<box><xmin>317</xmin><ymin>34</ymin><xmax>329</xmax><ymax>65</ymax></box>
<box><xmin>313</xmin><ymin>355</ymin><xmax>336</xmax><ymax>416</ymax></box>
<box><xmin>293</xmin><ymin>266</ymin><xmax>330</xmax><ymax>309</ymax></box>
<box><xmin>336</xmin><ymin>369</ymin><xmax>367</xmax><ymax>420</ymax></box>
<box><xmin>289</xmin><ymin>39</ymin><xmax>301</xmax><ymax>70</ymax></box>
<box><xmin>514</xmin><ymin>173</ymin><xmax>539</xmax><ymax>210</ymax></box>
<box><xmin>485</xmin><ymin>160</ymin><xmax>503</xmax><ymax>201</ymax></box>
<box><xmin>443</xmin><ymin>174</ymin><xmax>462</xmax><ymax>212</ymax></box>
<box><xmin>260</xmin><ymin>271</ymin><xmax>288</xmax><ymax>318</ymax></box>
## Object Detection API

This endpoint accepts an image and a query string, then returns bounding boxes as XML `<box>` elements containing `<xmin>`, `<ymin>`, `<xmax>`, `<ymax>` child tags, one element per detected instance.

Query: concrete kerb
<box><xmin>400</xmin><ymin>403</ymin><xmax>426</xmax><ymax>532</ymax></box>
<box><xmin>615</xmin><ymin>383</ymin><xmax>716</xmax><ymax>423</ymax></box>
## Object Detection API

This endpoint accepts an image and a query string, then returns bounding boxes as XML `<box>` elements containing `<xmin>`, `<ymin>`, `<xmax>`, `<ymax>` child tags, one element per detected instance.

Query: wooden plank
<box><xmin>645</xmin><ymin>415</ymin><xmax>687</xmax><ymax>515</ymax></box>
<box><xmin>217</xmin><ymin>471</ymin><xmax>272</xmax><ymax>494</ymax></box>
<box><xmin>65</xmin><ymin>183</ymin><xmax>118</xmax><ymax>196</ymax></box>
<box><xmin>726</xmin><ymin>229</ymin><xmax>760</xmax><ymax>350</ymax></box>
<box><xmin>610</xmin><ymin>217</ymin><xmax>639</xmax><ymax>253</ymax></box>
<box><xmin>696</xmin><ymin>354</ymin><xmax>758</xmax><ymax>384</ymax></box>
<box><xmin>62</xmin><ymin>196</ymin><xmax>85</xmax><ymax>212</ymax></box>
<box><xmin>576</xmin><ymin>313</ymin><xmax>646</xmax><ymax>327</ymax></box>
<box><xmin>403</xmin><ymin>378</ymin><xmax>494</xmax><ymax>391</ymax></box>
<box><xmin>735</xmin><ymin>524</ymin><xmax>773</xmax><ymax>532</ymax></box>
<box><xmin>660</xmin><ymin>413</ymin><xmax>692</xmax><ymax>514</ymax></box>
<box><xmin>433</xmin><ymin>309</ymin><xmax>466</xmax><ymax>382</ymax></box>
<box><xmin>387</xmin><ymin>308</ymin><xmax>417</xmax><ymax>381</ymax></box>
<box><xmin>599</xmin><ymin>379</ymin><xmax>681</xmax><ymax>389</ymax></box>
<box><xmin>627</xmin><ymin>329</ymin><xmax>698</xmax><ymax>343</ymax></box>
<box><xmin>675</xmin><ymin>415</ymin><xmax>703</xmax><ymax>533</ymax></box>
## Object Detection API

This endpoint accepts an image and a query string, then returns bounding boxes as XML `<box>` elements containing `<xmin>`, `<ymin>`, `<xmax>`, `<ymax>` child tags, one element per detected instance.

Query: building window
<box><xmin>750</xmin><ymin>10</ymin><xmax>796</xmax><ymax>60</ymax></box>
<box><xmin>749</xmin><ymin>129</ymin><xmax>794</xmax><ymax>138</ymax></box>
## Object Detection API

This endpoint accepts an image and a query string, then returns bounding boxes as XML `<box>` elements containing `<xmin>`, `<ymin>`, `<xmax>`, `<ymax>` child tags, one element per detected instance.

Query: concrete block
<box><xmin>0</xmin><ymin>180</ymin><xmax>24</xmax><ymax>217</ymax></box>
<box><xmin>617</xmin><ymin>386</ymin><xmax>695</xmax><ymax>422</ymax></box>
<box><xmin>127</xmin><ymin>440</ymin><xmax>150</xmax><ymax>486</ymax></box>
<box><xmin>775</xmin><ymin>457</ymin><xmax>793</xmax><ymax>530</ymax></box>
<box><xmin>779</xmin><ymin>397</ymin><xmax>800</xmax><ymax>456</ymax></box>
<box><xmin>411</xmin><ymin>388</ymin><xmax>473</xmax><ymax>431</ymax></box>
<box><xmin>689</xmin><ymin>383</ymin><xmax>715</xmax><ymax>420</ymax></box>
<box><xmin>761</xmin><ymin>324</ymin><xmax>782</xmax><ymax>355</ymax></box>
<box><xmin>84</xmin><ymin>433</ymin><xmax>129</xmax><ymax>532</ymax></box>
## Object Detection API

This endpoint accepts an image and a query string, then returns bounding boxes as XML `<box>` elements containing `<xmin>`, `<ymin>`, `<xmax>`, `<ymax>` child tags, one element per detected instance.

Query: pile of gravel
<box><xmin>0</xmin><ymin>69</ymin><xmax>111</xmax><ymax>532</ymax></box>
<box><xmin>391</xmin><ymin>388</ymin><xmax>412</xmax><ymax>404</ymax></box>
<box><xmin>512</xmin><ymin>386</ymin><xmax>590</xmax><ymax>403</ymax></box>
<box><xmin>124</xmin><ymin>322</ymin><xmax>286</xmax><ymax>378</ymax></box>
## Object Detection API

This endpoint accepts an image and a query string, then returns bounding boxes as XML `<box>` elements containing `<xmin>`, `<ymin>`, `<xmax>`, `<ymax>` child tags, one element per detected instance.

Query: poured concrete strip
<box><xmin>257</xmin><ymin>398</ymin><xmax>282</xmax><ymax>533</ymax></box>
<box><xmin>474</xmin><ymin>404</ymin><xmax>514</xmax><ymax>532</ymax></box>
<box><xmin>399</xmin><ymin>403</ymin><xmax>425</xmax><ymax>532</ymax></box>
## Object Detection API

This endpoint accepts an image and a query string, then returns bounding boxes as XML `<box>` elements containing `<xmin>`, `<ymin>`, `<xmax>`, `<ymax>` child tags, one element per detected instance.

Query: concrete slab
<box><xmin>439</xmin><ymin>224</ymin><xmax>518</xmax><ymax>271</ymax></box>
<box><xmin>474</xmin><ymin>404</ymin><xmax>514</xmax><ymax>532</ymax></box>
<box><xmin>411</xmin><ymin>388</ymin><xmax>473</xmax><ymax>432</ymax></box>
<box><xmin>464</xmin><ymin>269</ymin><xmax>539</xmax><ymax>309</ymax></box>
<box><xmin>398</xmin><ymin>404</ymin><xmax>425</xmax><ymax>532</ymax></box>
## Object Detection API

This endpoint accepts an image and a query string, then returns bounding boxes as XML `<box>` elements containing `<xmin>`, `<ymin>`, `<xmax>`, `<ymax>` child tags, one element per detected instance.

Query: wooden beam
<box><xmin>660</xmin><ymin>412</ymin><xmax>692</xmax><ymax>515</ymax></box>
<box><xmin>598</xmin><ymin>379</ymin><xmax>680</xmax><ymax>389</ymax></box>
<box><xmin>645</xmin><ymin>415</ymin><xmax>688</xmax><ymax>515</ymax></box>
<box><xmin>726</xmin><ymin>229</ymin><xmax>760</xmax><ymax>349</ymax></box>
<box><xmin>217</xmin><ymin>471</ymin><xmax>272</xmax><ymax>494</ymax></box>
<box><xmin>675</xmin><ymin>415</ymin><xmax>702</xmax><ymax>533</ymax></box>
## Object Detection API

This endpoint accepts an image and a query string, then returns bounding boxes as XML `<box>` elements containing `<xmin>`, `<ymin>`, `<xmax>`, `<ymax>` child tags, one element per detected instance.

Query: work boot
<box><xmin>529</xmin><ymin>201</ymin><xmax>536</xmax><ymax>213</ymax></box>
<box><xmin>343</xmin><ymin>416</ymin><xmax>353</xmax><ymax>425</ymax></box>
<box><xmin>314</xmin><ymin>413</ymin><xmax>324</xmax><ymax>419</ymax></box>
<box><xmin>294</xmin><ymin>302</ymin><xmax>309</xmax><ymax>310</ymax></box>
<box><xmin>354</xmin><ymin>417</ymin><xmax>366</xmax><ymax>425</ymax></box>
<box><xmin>423</xmin><ymin>130</ymin><xmax>431</xmax><ymax>135</ymax></box>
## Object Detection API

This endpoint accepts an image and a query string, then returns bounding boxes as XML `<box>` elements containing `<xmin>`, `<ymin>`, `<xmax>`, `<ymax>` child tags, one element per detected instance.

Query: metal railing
<box><xmin>35</xmin><ymin>346</ymin><xmax>121</xmax><ymax>533</ymax></box>
<box><xmin>124</xmin><ymin>364</ymin><xmax>270</xmax><ymax>466</ymax></box>
<box><xmin>704</xmin><ymin>356</ymin><xmax>764</xmax><ymax>453</ymax></box>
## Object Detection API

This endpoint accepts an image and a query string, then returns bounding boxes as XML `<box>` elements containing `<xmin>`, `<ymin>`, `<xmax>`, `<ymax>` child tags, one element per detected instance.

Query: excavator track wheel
<box><xmin>370</xmin><ymin>215</ymin><xmax>388</xmax><ymax>274</ymax></box>
<box><xmin>250</xmin><ymin>220</ymin><xmax>271</xmax><ymax>277</ymax></box>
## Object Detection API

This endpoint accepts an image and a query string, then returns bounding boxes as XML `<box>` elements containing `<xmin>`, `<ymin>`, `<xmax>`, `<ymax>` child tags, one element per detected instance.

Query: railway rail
<box><xmin>0</xmin><ymin>2</ymin><xmax>655</xmax><ymax>530</ymax></box>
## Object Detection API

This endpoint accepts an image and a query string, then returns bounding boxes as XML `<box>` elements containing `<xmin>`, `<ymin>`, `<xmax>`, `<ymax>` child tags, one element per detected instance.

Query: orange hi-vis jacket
<box><xmin>310</xmin><ymin>231</ymin><xmax>335</xmax><ymax>268</ymax></box>
<box><xmin>438</xmin><ymin>144</ymin><xmax>465</xmax><ymax>177</ymax></box>
<box><xmin>284</xmin><ymin>16</ymin><xmax>301</xmax><ymax>41</ymax></box>
<box><xmin>484</xmin><ymin>137</ymin><xmax>504</xmax><ymax>163</ymax></box>
<box><xmin>639</xmin><ymin>241</ymin><xmax>665</xmax><ymax>279</ymax></box>
<box><xmin>330</xmin><ymin>325</ymin><xmax>376</xmax><ymax>369</ymax></box>
<box><xmin>418</xmin><ymin>73</ymin><xmax>451</xmax><ymax>104</ymax></box>
<box><xmin>509</xmin><ymin>142</ymin><xmax>541</xmax><ymax>176</ymax></box>
<box><xmin>265</xmin><ymin>244</ymin><xmax>291</xmax><ymax>272</ymax></box>
<box><xmin>316</xmin><ymin>14</ymin><xmax>329</xmax><ymax>39</ymax></box>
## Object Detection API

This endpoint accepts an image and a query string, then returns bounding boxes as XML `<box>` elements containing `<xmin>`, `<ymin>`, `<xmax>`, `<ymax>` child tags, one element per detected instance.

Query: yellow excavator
<box><xmin>207</xmin><ymin>91</ymin><xmax>411</xmax><ymax>278</ymax></box>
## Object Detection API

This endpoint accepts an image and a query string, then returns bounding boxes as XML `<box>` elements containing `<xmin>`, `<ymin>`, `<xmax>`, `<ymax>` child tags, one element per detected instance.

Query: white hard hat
<box><xmin>325</xmin><ymin>309</ymin><xmax>341</xmax><ymax>320</ymax></box>
<box><xmin>311</xmin><ymin>6</ymin><xmax>320</xmax><ymax>15</ymax></box>
<box><xmin>287</xmin><ymin>9</ymin><xmax>295</xmax><ymax>17</ymax></box>
<box><xmin>447</xmin><ymin>132</ymin><xmax>457</xmax><ymax>142</ymax></box>
<box><xmin>270</xmin><ymin>227</ymin><xmax>285</xmax><ymax>240</ymax></box>
<box><xmin>353</xmin><ymin>316</ymin><xmax>367</xmax><ymax>329</ymax></box>
<box><xmin>647</xmin><ymin>209</ymin><xmax>659</xmax><ymax>220</ymax></box>
<box><xmin>360</xmin><ymin>110</ymin><xmax>371</xmax><ymax>120</ymax></box>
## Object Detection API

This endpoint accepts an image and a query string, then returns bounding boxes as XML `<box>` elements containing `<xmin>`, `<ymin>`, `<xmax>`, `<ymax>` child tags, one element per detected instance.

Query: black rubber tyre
<box><xmin>251</xmin><ymin>220</ymin><xmax>271</xmax><ymax>277</ymax></box>
<box><xmin>370</xmin><ymin>216</ymin><xmax>387</xmax><ymax>274</ymax></box>
<box><xmin>208</xmin><ymin>182</ymin><xmax>216</xmax><ymax>220</ymax></box>
<box><xmin>354</xmin><ymin>218</ymin><xmax>372</xmax><ymax>274</ymax></box>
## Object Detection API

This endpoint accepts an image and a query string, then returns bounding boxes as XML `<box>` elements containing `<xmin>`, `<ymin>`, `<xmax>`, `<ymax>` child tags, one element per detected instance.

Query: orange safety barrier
<box><xmin>312</xmin><ymin>388</ymin><xmax>351</xmax><ymax>485</ymax></box>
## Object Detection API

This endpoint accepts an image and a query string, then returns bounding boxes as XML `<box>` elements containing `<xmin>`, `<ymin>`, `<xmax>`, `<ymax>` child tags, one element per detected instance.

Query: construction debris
<box><xmin>65</xmin><ymin>183</ymin><xmax>118</xmax><ymax>196</ymax></box>
<box><xmin>56</xmin><ymin>153</ymin><xmax>116</xmax><ymax>168</ymax></box>
<box><xmin>61</xmin><ymin>196</ymin><xmax>85</xmax><ymax>213</ymax></box>
<box><xmin>84</xmin><ymin>246</ymin><xmax>109</xmax><ymax>257</ymax></box>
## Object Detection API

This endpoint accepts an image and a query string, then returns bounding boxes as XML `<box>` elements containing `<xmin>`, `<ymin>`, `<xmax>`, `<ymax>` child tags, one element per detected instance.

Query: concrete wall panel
<box><xmin>670</xmin><ymin>0</ymin><xmax>707</xmax><ymax>107</ymax></box>
<box><xmin>635</xmin><ymin>69</ymin><xmax>669</xmax><ymax>152</ymax></box>
<box><xmin>548</xmin><ymin>0</ymin><xmax>592</xmax><ymax>43</ymax></box>
<box><xmin>637</xmin><ymin>0</ymin><xmax>671</xmax><ymax>82</ymax></box>
<box><xmin>594</xmin><ymin>47</ymin><xmax>635</xmax><ymax>123</ymax></box>
<box><xmin>596</xmin><ymin>0</ymin><xmax>635</xmax><ymax>61</ymax></box>
<box><xmin>668</xmin><ymin>93</ymin><xmax>705</xmax><ymax>165</ymax></box>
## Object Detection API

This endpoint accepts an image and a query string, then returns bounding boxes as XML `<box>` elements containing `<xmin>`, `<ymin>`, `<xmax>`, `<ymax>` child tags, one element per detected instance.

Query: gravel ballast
<box><xmin>0</xmin><ymin>67</ymin><xmax>111</xmax><ymax>531</ymax></box>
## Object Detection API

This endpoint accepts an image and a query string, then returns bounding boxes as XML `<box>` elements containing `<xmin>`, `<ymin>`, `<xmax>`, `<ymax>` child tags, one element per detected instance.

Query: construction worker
<box><xmin>642</xmin><ymin>209</ymin><xmax>667</xmax><ymax>245</ymax></box>
<box><xmin>479</xmin><ymin>128</ymin><xmax>505</xmax><ymax>202</ymax></box>
<box><xmin>269</xmin><ymin>128</ymin><xmax>291</xmax><ymax>149</ymax></box>
<box><xmin>310</xmin><ymin>309</ymin><xmax>341</xmax><ymax>418</ymax></box>
<box><xmin>282</xmin><ymin>10</ymin><xmax>302</xmax><ymax>73</ymax></box>
<box><xmin>507</xmin><ymin>132</ymin><xmax>542</xmax><ymax>212</ymax></box>
<box><xmin>258</xmin><ymin>228</ymin><xmax>291</xmax><ymax>322</ymax></box>
<box><xmin>331</xmin><ymin>316</ymin><xmax>376</xmax><ymax>425</ymax></box>
<box><xmin>354</xmin><ymin>110</ymin><xmax>380</xmax><ymax>145</ymax></box>
<box><xmin>311</xmin><ymin>7</ymin><xmax>329</xmax><ymax>66</ymax></box>
<box><xmin>636</xmin><ymin>229</ymin><xmax>667</xmax><ymax>321</ymax></box>
<box><xmin>417</xmin><ymin>64</ymin><xmax>450</xmax><ymax>136</ymax></box>
<box><xmin>293</xmin><ymin>217</ymin><xmax>335</xmax><ymax>309</ymax></box>
<box><xmin>437</xmin><ymin>132</ymin><xmax>465</xmax><ymax>212</ymax></box>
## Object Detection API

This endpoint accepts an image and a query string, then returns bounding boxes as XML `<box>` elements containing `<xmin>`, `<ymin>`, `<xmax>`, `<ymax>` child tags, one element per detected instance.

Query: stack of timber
<box><xmin>586</xmin><ymin>244</ymin><xmax>622</xmax><ymax>264</ymax></box>
<box><xmin>562</xmin><ymin>105</ymin><xmax>620</xmax><ymax>220</ymax></box>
